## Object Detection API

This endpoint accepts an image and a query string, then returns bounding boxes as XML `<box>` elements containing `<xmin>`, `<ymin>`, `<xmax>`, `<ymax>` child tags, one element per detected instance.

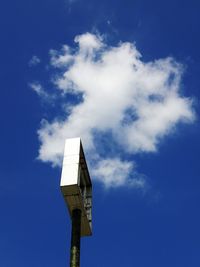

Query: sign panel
<box><xmin>60</xmin><ymin>138</ymin><xmax>92</xmax><ymax>237</ymax></box>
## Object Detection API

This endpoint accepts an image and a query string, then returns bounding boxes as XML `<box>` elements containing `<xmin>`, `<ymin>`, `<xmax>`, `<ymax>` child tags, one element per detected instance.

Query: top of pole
<box><xmin>60</xmin><ymin>137</ymin><xmax>92</xmax><ymax>237</ymax></box>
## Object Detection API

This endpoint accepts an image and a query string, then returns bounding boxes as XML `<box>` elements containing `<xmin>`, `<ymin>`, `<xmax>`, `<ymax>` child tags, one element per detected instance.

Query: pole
<box><xmin>70</xmin><ymin>209</ymin><xmax>82</xmax><ymax>267</ymax></box>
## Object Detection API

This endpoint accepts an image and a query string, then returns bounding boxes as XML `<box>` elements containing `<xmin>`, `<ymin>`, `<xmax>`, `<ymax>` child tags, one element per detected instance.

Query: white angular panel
<box><xmin>61</xmin><ymin>138</ymin><xmax>81</xmax><ymax>186</ymax></box>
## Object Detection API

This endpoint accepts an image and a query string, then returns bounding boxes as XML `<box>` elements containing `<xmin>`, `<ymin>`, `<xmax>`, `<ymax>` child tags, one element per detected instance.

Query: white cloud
<box><xmin>36</xmin><ymin>33</ymin><xmax>195</xmax><ymax>188</ymax></box>
<box><xmin>75</xmin><ymin>32</ymin><xmax>103</xmax><ymax>51</ymax></box>
<box><xmin>50</xmin><ymin>45</ymin><xmax>73</xmax><ymax>67</ymax></box>
<box><xmin>30</xmin><ymin>82</ymin><xmax>43</xmax><ymax>95</ymax></box>
<box><xmin>29</xmin><ymin>82</ymin><xmax>52</xmax><ymax>101</ymax></box>
<box><xmin>29</xmin><ymin>55</ymin><xmax>41</xmax><ymax>66</ymax></box>
<box><xmin>91</xmin><ymin>158</ymin><xmax>146</xmax><ymax>189</ymax></box>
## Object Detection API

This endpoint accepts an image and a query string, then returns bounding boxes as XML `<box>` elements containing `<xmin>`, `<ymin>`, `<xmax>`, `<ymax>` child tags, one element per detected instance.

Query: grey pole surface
<box><xmin>70</xmin><ymin>209</ymin><xmax>82</xmax><ymax>267</ymax></box>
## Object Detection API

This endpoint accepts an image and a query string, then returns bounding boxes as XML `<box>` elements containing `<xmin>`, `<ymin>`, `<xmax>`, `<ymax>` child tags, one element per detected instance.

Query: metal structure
<box><xmin>60</xmin><ymin>138</ymin><xmax>92</xmax><ymax>267</ymax></box>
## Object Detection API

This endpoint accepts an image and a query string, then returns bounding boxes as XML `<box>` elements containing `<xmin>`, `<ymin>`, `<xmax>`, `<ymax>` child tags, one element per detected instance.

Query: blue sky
<box><xmin>0</xmin><ymin>0</ymin><xmax>200</xmax><ymax>266</ymax></box>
